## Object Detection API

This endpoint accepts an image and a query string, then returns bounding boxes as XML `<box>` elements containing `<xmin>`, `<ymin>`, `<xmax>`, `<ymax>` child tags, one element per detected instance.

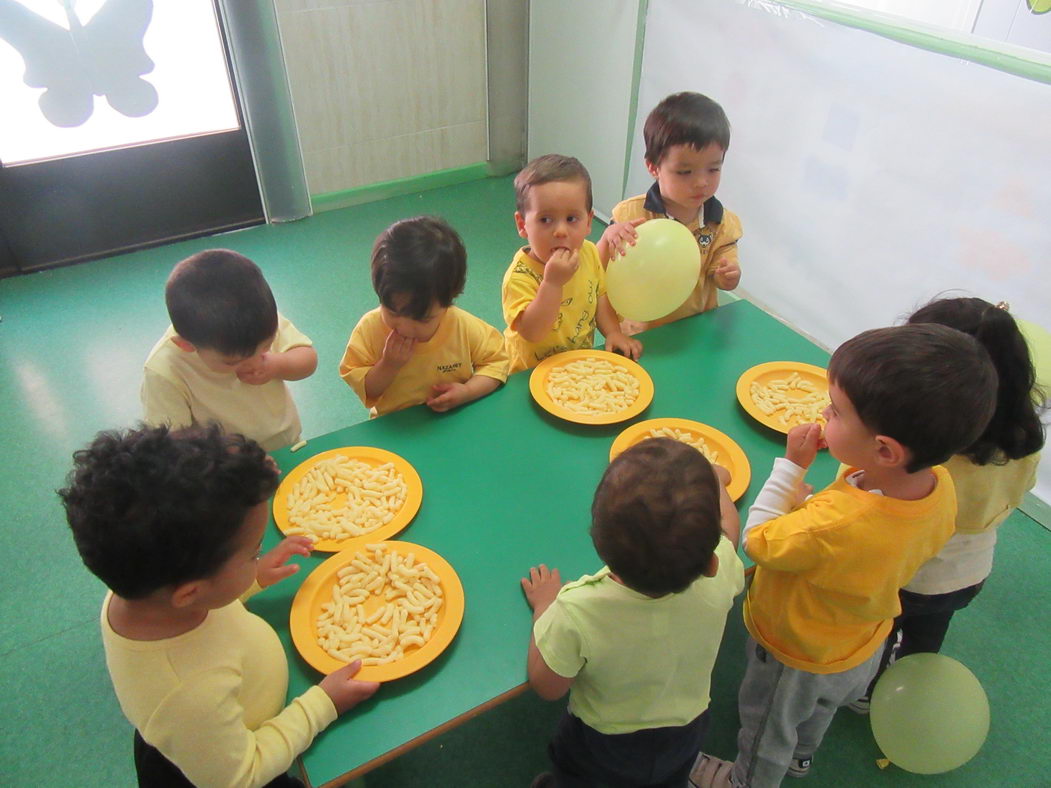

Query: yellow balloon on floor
<box><xmin>606</xmin><ymin>219</ymin><xmax>700</xmax><ymax>322</ymax></box>
<box><xmin>870</xmin><ymin>654</ymin><xmax>989</xmax><ymax>774</ymax></box>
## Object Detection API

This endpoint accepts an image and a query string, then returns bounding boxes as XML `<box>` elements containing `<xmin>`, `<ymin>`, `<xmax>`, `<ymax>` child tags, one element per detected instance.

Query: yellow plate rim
<box><xmin>735</xmin><ymin>361</ymin><xmax>829</xmax><ymax>434</ymax></box>
<box><xmin>273</xmin><ymin>447</ymin><xmax>423</xmax><ymax>552</ymax></box>
<box><xmin>609</xmin><ymin>417</ymin><xmax>752</xmax><ymax>501</ymax></box>
<box><xmin>289</xmin><ymin>540</ymin><xmax>465</xmax><ymax>682</ymax></box>
<box><xmin>528</xmin><ymin>350</ymin><xmax>655</xmax><ymax>425</ymax></box>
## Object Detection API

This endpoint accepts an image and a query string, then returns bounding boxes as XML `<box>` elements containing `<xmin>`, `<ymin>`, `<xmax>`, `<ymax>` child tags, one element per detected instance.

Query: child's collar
<box><xmin>643</xmin><ymin>181</ymin><xmax>724</xmax><ymax>225</ymax></box>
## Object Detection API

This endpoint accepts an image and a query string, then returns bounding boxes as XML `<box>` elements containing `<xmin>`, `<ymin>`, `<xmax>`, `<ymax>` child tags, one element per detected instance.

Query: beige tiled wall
<box><xmin>276</xmin><ymin>0</ymin><xmax>489</xmax><ymax>195</ymax></box>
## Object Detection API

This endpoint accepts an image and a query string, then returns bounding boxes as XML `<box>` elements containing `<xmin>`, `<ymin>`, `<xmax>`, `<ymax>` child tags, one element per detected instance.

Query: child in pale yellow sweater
<box><xmin>340</xmin><ymin>216</ymin><xmax>508</xmax><ymax>417</ymax></box>
<box><xmin>61</xmin><ymin>425</ymin><xmax>378</xmax><ymax>788</ymax></box>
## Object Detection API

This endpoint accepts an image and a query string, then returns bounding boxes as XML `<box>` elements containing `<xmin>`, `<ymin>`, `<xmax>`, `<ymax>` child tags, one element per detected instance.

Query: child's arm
<box><xmin>426</xmin><ymin>375</ymin><xmax>501</xmax><ymax>413</ymax></box>
<box><xmin>742</xmin><ymin>424</ymin><xmax>821</xmax><ymax>555</ymax></box>
<box><xmin>597</xmin><ymin>295</ymin><xmax>642</xmax><ymax>360</ymax></box>
<box><xmin>597</xmin><ymin>218</ymin><xmax>645</xmax><ymax>264</ymax></box>
<box><xmin>514</xmin><ymin>249</ymin><xmax>578</xmax><ymax>342</ymax></box>
<box><xmin>713</xmin><ymin>465</ymin><xmax>741</xmax><ymax>548</ymax></box>
<box><xmin>363</xmin><ymin>330</ymin><xmax>416</xmax><ymax>401</ymax></box>
<box><xmin>238</xmin><ymin>346</ymin><xmax>318</xmax><ymax>385</ymax></box>
<box><xmin>521</xmin><ymin>564</ymin><xmax>575</xmax><ymax>701</ymax></box>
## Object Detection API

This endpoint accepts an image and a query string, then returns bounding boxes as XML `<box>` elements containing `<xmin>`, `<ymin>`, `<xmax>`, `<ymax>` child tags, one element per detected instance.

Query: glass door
<box><xmin>0</xmin><ymin>0</ymin><xmax>263</xmax><ymax>274</ymax></box>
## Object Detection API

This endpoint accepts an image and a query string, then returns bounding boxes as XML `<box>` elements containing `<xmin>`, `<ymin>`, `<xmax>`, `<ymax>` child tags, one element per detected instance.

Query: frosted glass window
<box><xmin>0</xmin><ymin>0</ymin><xmax>239</xmax><ymax>165</ymax></box>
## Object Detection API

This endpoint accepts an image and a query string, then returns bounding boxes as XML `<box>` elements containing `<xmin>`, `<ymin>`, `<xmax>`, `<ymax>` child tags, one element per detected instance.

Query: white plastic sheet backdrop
<box><xmin>623</xmin><ymin>0</ymin><xmax>1051</xmax><ymax>506</ymax></box>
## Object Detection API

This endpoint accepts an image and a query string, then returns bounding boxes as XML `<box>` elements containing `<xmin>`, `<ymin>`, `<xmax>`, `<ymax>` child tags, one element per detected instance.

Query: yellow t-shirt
<box><xmin>534</xmin><ymin>537</ymin><xmax>744</xmax><ymax>734</ymax></box>
<box><xmin>743</xmin><ymin>466</ymin><xmax>956</xmax><ymax>673</ymax></box>
<box><xmin>100</xmin><ymin>593</ymin><xmax>337</xmax><ymax>788</ymax></box>
<box><xmin>611</xmin><ymin>184</ymin><xmax>742</xmax><ymax>330</ymax></box>
<box><xmin>141</xmin><ymin>314</ymin><xmax>311</xmax><ymax>451</ymax></box>
<box><xmin>501</xmin><ymin>240</ymin><xmax>606</xmax><ymax>374</ymax></box>
<box><xmin>339</xmin><ymin>306</ymin><xmax>509</xmax><ymax>417</ymax></box>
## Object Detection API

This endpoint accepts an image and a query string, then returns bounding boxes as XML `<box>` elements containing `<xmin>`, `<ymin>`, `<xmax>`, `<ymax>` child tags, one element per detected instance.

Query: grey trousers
<box><xmin>731</xmin><ymin>636</ymin><xmax>881</xmax><ymax>787</ymax></box>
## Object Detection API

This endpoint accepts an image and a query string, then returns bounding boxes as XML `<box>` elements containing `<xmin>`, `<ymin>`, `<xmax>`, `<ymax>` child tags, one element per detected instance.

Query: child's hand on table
<box><xmin>604</xmin><ymin>331</ymin><xmax>643</xmax><ymax>360</ymax></box>
<box><xmin>320</xmin><ymin>660</ymin><xmax>380</xmax><ymax>714</ymax></box>
<box><xmin>600</xmin><ymin>218</ymin><xmax>645</xmax><ymax>262</ymax></box>
<box><xmin>426</xmin><ymin>382</ymin><xmax>469</xmax><ymax>412</ymax></box>
<box><xmin>257</xmin><ymin>535</ymin><xmax>313</xmax><ymax>588</ymax></box>
<box><xmin>521</xmin><ymin>564</ymin><xmax>563</xmax><ymax>618</ymax></box>
<box><xmin>713</xmin><ymin>259</ymin><xmax>741</xmax><ymax>290</ymax></box>
<box><xmin>785</xmin><ymin>423</ymin><xmax>825</xmax><ymax>470</ymax></box>
<box><xmin>380</xmin><ymin>330</ymin><xmax>416</xmax><ymax>369</ymax></box>
<box><xmin>543</xmin><ymin>248</ymin><xmax>580</xmax><ymax>287</ymax></box>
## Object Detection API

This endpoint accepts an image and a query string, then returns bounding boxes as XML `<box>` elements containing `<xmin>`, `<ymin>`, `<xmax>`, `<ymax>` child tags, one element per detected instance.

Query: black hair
<box><xmin>828</xmin><ymin>324</ymin><xmax>999</xmax><ymax>473</ymax></box>
<box><xmin>908</xmin><ymin>297</ymin><xmax>1045</xmax><ymax>465</ymax></box>
<box><xmin>644</xmin><ymin>92</ymin><xmax>731</xmax><ymax>166</ymax></box>
<box><xmin>591</xmin><ymin>438</ymin><xmax>722</xmax><ymax>597</ymax></box>
<box><xmin>514</xmin><ymin>154</ymin><xmax>594</xmax><ymax>215</ymax></box>
<box><xmin>371</xmin><ymin>216</ymin><xmax>467</xmax><ymax>321</ymax></box>
<box><xmin>59</xmin><ymin>424</ymin><xmax>279</xmax><ymax>599</ymax></box>
<box><xmin>165</xmin><ymin>249</ymin><xmax>278</xmax><ymax>357</ymax></box>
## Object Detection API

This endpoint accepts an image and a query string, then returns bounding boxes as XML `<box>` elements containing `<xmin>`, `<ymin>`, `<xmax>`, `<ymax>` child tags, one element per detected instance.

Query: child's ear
<box><xmin>514</xmin><ymin>211</ymin><xmax>528</xmax><ymax>239</ymax></box>
<box><xmin>645</xmin><ymin>159</ymin><xmax>660</xmax><ymax>179</ymax></box>
<box><xmin>170</xmin><ymin>579</ymin><xmax>205</xmax><ymax>609</ymax></box>
<box><xmin>702</xmin><ymin>553</ymin><xmax>720</xmax><ymax>578</ymax></box>
<box><xmin>874</xmin><ymin>435</ymin><xmax>910</xmax><ymax>469</ymax></box>
<box><xmin>170</xmin><ymin>336</ymin><xmax>196</xmax><ymax>353</ymax></box>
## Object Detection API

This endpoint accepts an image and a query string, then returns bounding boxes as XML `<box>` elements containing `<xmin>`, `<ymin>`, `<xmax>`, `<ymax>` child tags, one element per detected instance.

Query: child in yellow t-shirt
<box><xmin>602</xmin><ymin>92</ymin><xmax>743</xmax><ymax>334</ymax></box>
<box><xmin>522</xmin><ymin>438</ymin><xmax>743</xmax><ymax>787</ymax></box>
<box><xmin>61</xmin><ymin>425</ymin><xmax>378</xmax><ymax>788</ymax></box>
<box><xmin>502</xmin><ymin>154</ymin><xmax>642</xmax><ymax>373</ymax></box>
<box><xmin>340</xmin><ymin>216</ymin><xmax>508</xmax><ymax>417</ymax></box>
<box><xmin>141</xmin><ymin>249</ymin><xmax>318</xmax><ymax>452</ymax></box>
<box><xmin>692</xmin><ymin>325</ymin><xmax>998</xmax><ymax>788</ymax></box>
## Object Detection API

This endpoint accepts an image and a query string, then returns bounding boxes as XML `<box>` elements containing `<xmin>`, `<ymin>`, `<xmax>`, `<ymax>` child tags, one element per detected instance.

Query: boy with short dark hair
<box><xmin>603</xmin><ymin>92</ymin><xmax>743</xmax><ymax>334</ymax></box>
<box><xmin>339</xmin><ymin>216</ymin><xmax>508</xmax><ymax>416</ymax></box>
<box><xmin>692</xmin><ymin>324</ymin><xmax>999</xmax><ymax>788</ymax></box>
<box><xmin>503</xmin><ymin>154</ymin><xmax>642</xmax><ymax>373</ymax></box>
<box><xmin>142</xmin><ymin>249</ymin><xmax>317</xmax><ymax>451</ymax></box>
<box><xmin>522</xmin><ymin>438</ymin><xmax>744</xmax><ymax>787</ymax></box>
<box><xmin>60</xmin><ymin>424</ymin><xmax>378</xmax><ymax>788</ymax></box>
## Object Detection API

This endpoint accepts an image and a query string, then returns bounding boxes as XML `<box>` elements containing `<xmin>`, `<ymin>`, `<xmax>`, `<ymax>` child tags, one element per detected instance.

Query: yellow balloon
<box><xmin>606</xmin><ymin>219</ymin><xmax>701</xmax><ymax>322</ymax></box>
<box><xmin>870</xmin><ymin>654</ymin><xmax>989</xmax><ymax>774</ymax></box>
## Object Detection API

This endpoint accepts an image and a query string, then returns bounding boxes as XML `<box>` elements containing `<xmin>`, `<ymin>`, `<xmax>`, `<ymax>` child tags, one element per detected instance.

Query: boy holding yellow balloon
<box><xmin>604</xmin><ymin>92</ymin><xmax>743</xmax><ymax>334</ymax></box>
<box><xmin>501</xmin><ymin>154</ymin><xmax>642</xmax><ymax>373</ymax></box>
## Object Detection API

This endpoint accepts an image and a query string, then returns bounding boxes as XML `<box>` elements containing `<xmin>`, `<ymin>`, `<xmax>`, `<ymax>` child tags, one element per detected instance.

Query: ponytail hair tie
<box><xmin>995</xmin><ymin>301</ymin><xmax>1010</xmax><ymax>311</ymax></box>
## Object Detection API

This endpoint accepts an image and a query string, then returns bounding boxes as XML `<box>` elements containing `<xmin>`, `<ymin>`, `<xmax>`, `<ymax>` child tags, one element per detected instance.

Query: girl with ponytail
<box><xmin>897</xmin><ymin>297</ymin><xmax>1045</xmax><ymax>657</ymax></box>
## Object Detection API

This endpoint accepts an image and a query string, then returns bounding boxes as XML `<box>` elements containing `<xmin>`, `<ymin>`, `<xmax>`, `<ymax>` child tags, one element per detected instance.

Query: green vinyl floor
<box><xmin>0</xmin><ymin>175</ymin><xmax>1047</xmax><ymax>787</ymax></box>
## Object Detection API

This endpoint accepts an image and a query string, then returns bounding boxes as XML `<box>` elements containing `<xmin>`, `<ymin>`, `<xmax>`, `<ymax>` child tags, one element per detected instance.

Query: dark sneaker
<box><xmin>787</xmin><ymin>756</ymin><xmax>812</xmax><ymax>778</ymax></box>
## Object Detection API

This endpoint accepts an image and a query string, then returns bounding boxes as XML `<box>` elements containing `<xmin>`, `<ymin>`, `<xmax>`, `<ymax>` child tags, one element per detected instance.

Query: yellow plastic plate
<box><xmin>529</xmin><ymin>350</ymin><xmax>654</xmax><ymax>425</ymax></box>
<box><xmin>609</xmin><ymin>417</ymin><xmax>751</xmax><ymax>501</ymax></box>
<box><xmin>290</xmin><ymin>541</ymin><xmax>465</xmax><ymax>682</ymax></box>
<box><xmin>273</xmin><ymin>447</ymin><xmax>423</xmax><ymax>553</ymax></box>
<box><xmin>736</xmin><ymin>362</ymin><xmax>829</xmax><ymax>434</ymax></box>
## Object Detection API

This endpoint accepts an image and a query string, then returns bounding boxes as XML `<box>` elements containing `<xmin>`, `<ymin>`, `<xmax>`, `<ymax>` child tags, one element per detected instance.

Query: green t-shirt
<box><xmin>533</xmin><ymin>536</ymin><xmax>744</xmax><ymax>734</ymax></box>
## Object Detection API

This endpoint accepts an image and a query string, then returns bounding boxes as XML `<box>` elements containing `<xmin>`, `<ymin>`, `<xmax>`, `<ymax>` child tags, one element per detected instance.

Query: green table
<box><xmin>255</xmin><ymin>300</ymin><xmax>838</xmax><ymax>787</ymax></box>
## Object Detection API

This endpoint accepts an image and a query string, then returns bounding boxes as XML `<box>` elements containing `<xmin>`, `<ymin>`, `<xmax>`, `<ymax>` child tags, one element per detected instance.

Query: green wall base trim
<box><xmin>774</xmin><ymin>0</ymin><xmax>1051</xmax><ymax>86</ymax></box>
<box><xmin>1022</xmin><ymin>492</ymin><xmax>1051</xmax><ymax>532</ymax></box>
<box><xmin>311</xmin><ymin>162</ymin><xmax>492</xmax><ymax>213</ymax></box>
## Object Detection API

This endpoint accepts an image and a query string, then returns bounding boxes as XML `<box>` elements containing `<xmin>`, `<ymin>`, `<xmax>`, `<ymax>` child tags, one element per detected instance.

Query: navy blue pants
<box><xmin>547</xmin><ymin>708</ymin><xmax>711</xmax><ymax>787</ymax></box>
<box><xmin>133</xmin><ymin>731</ymin><xmax>304</xmax><ymax>788</ymax></box>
